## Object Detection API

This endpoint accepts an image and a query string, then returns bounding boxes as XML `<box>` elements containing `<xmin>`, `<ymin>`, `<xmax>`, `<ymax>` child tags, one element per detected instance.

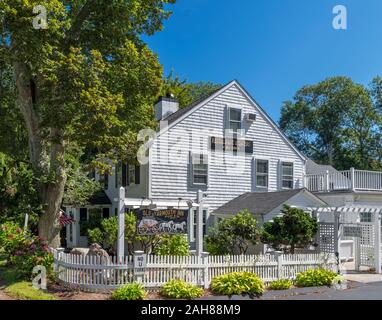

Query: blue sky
<box><xmin>144</xmin><ymin>0</ymin><xmax>382</xmax><ymax>121</ymax></box>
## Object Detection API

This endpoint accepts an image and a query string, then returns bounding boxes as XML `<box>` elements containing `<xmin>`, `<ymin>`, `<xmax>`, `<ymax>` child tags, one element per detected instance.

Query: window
<box><xmin>128</xmin><ymin>165</ymin><xmax>140</xmax><ymax>185</ymax></box>
<box><xmin>228</xmin><ymin>107</ymin><xmax>242</xmax><ymax>132</ymax></box>
<box><xmin>360</xmin><ymin>212</ymin><xmax>372</xmax><ymax>223</ymax></box>
<box><xmin>256</xmin><ymin>159</ymin><xmax>269</xmax><ymax>188</ymax></box>
<box><xmin>192</xmin><ymin>209</ymin><xmax>208</xmax><ymax>241</ymax></box>
<box><xmin>114</xmin><ymin>208</ymin><xmax>118</xmax><ymax>216</ymax></box>
<box><xmin>191</xmin><ymin>154</ymin><xmax>208</xmax><ymax>186</ymax></box>
<box><xmin>102</xmin><ymin>208</ymin><xmax>110</xmax><ymax>219</ymax></box>
<box><xmin>281</xmin><ymin>162</ymin><xmax>294</xmax><ymax>189</ymax></box>
<box><xmin>99</xmin><ymin>173</ymin><xmax>109</xmax><ymax>190</ymax></box>
<box><xmin>79</xmin><ymin>208</ymin><xmax>88</xmax><ymax>222</ymax></box>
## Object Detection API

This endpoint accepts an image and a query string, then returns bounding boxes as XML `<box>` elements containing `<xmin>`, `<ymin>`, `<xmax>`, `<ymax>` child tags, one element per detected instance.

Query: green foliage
<box><xmin>87</xmin><ymin>212</ymin><xmax>162</xmax><ymax>255</ymax></box>
<box><xmin>0</xmin><ymin>222</ymin><xmax>53</xmax><ymax>280</ymax></box>
<box><xmin>162</xmin><ymin>72</ymin><xmax>222</xmax><ymax>108</ymax></box>
<box><xmin>87</xmin><ymin>227</ymin><xmax>103</xmax><ymax>244</ymax></box>
<box><xmin>295</xmin><ymin>269</ymin><xmax>338</xmax><ymax>287</ymax></box>
<box><xmin>111</xmin><ymin>283</ymin><xmax>146</xmax><ymax>300</ymax></box>
<box><xmin>210</xmin><ymin>272</ymin><xmax>264</xmax><ymax>298</ymax></box>
<box><xmin>0</xmin><ymin>153</ymin><xmax>40</xmax><ymax>229</ymax></box>
<box><xmin>279</xmin><ymin>76</ymin><xmax>382</xmax><ymax>170</ymax></box>
<box><xmin>154</xmin><ymin>234</ymin><xmax>189</xmax><ymax>256</ymax></box>
<box><xmin>205</xmin><ymin>210</ymin><xmax>260</xmax><ymax>255</ymax></box>
<box><xmin>261</xmin><ymin>205</ymin><xmax>318</xmax><ymax>254</ymax></box>
<box><xmin>0</xmin><ymin>0</ymin><xmax>176</xmax><ymax>245</ymax></box>
<box><xmin>161</xmin><ymin>280</ymin><xmax>203</xmax><ymax>299</ymax></box>
<box><xmin>268</xmin><ymin>279</ymin><xmax>293</xmax><ymax>290</ymax></box>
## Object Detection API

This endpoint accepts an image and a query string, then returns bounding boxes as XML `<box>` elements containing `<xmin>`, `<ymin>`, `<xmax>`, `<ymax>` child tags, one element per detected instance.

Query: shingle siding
<box><xmin>149</xmin><ymin>83</ymin><xmax>305</xmax><ymax>212</ymax></box>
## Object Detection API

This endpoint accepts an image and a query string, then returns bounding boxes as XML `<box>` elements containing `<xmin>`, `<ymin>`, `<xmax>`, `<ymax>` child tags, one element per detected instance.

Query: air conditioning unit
<box><xmin>245</xmin><ymin>113</ymin><xmax>256</xmax><ymax>122</ymax></box>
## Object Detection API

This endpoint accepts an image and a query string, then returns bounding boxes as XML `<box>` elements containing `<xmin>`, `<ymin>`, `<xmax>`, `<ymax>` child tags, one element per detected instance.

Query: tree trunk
<box><xmin>290</xmin><ymin>243</ymin><xmax>295</xmax><ymax>254</ymax></box>
<box><xmin>14</xmin><ymin>61</ymin><xmax>67</xmax><ymax>248</ymax></box>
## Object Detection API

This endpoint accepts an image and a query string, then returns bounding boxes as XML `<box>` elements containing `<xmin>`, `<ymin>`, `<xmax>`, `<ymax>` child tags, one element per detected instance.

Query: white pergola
<box><xmin>308</xmin><ymin>205</ymin><xmax>381</xmax><ymax>274</ymax></box>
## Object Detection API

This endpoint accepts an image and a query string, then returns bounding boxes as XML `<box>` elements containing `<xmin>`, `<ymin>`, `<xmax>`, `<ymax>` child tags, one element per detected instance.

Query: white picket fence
<box><xmin>51</xmin><ymin>249</ymin><xmax>337</xmax><ymax>291</ymax></box>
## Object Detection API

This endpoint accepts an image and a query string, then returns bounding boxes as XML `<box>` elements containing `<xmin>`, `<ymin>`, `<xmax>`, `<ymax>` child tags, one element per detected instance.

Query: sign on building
<box><xmin>343</xmin><ymin>225</ymin><xmax>362</xmax><ymax>238</ymax></box>
<box><xmin>134</xmin><ymin>208</ymin><xmax>188</xmax><ymax>235</ymax></box>
<box><xmin>210</xmin><ymin>137</ymin><xmax>254</xmax><ymax>154</ymax></box>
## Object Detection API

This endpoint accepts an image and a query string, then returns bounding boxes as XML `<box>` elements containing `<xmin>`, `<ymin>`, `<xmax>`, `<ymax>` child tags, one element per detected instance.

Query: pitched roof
<box><xmin>158</xmin><ymin>80</ymin><xmax>306</xmax><ymax>161</ymax></box>
<box><xmin>163</xmin><ymin>85</ymin><xmax>224</xmax><ymax>125</ymax></box>
<box><xmin>306</xmin><ymin>159</ymin><xmax>338</xmax><ymax>175</ymax></box>
<box><xmin>88</xmin><ymin>190</ymin><xmax>112</xmax><ymax>205</ymax></box>
<box><xmin>212</xmin><ymin>188</ymin><xmax>325</xmax><ymax>216</ymax></box>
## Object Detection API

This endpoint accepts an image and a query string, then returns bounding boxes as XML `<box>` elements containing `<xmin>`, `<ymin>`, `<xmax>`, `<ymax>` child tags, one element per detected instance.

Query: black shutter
<box><xmin>102</xmin><ymin>208</ymin><xmax>110</xmax><ymax>219</ymax></box>
<box><xmin>122</xmin><ymin>163</ymin><xmax>127</xmax><ymax>187</ymax></box>
<box><xmin>126</xmin><ymin>164</ymin><xmax>130</xmax><ymax>186</ymax></box>
<box><xmin>135</xmin><ymin>166</ymin><xmax>140</xmax><ymax>185</ymax></box>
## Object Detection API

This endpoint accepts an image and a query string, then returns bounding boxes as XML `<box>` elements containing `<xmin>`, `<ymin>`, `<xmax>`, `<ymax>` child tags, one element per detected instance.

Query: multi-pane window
<box><xmin>99</xmin><ymin>173</ymin><xmax>108</xmax><ymax>190</ymax></box>
<box><xmin>228</xmin><ymin>107</ymin><xmax>242</xmax><ymax>132</ymax></box>
<box><xmin>192</xmin><ymin>209</ymin><xmax>207</xmax><ymax>241</ymax></box>
<box><xmin>360</xmin><ymin>212</ymin><xmax>372</xmax><ymax>223</ymax></box>
<box><xmin>281</xmin><ymin>162</ymin><xmax>294</xmax><ymax>189</ymax></box>
<box><xmin>192</xmin><ymin>154</ymin><xmax>208</xmax><ymax>186</ymax></box>
<box><xmin>129</xmin><ymin>165</ymin><xmax>136</xmax><ymax>185</ymax></box>
<box><xmin>256</xmin><ymin>159</ymin><xmax>269</xmax><ymax>188</ymax></box>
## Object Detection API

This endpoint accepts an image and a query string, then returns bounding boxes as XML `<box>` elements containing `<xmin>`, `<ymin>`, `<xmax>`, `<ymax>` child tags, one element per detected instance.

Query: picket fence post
<box><xmin>275</xmin><ymin>251</ymin><xmax>283</xmax><ymax>279</ymax></box>
<box><xmin>133</xmin><ymin>251</ymin><xmax>146</xmax><ymax>284</ymax></box>
<box><xmin>202</xmin><ymin>252</ymin><xmax>209</xmax><ymax>289</ymax></box>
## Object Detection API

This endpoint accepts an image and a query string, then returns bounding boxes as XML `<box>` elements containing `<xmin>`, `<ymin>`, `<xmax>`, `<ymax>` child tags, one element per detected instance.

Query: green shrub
<box><xmin>161</xmin><ymin>280</ymin><xmax>203</xmax><ymax>299</ymax></box>
<box><xmin>296</xmin><ymin>269</ymin><xmax>337</xmax><ymax>287</ymax></box>
<box><xmin>210</xmin><ymin>272</ymin><xmax>264</xmax><ymax>298</ymax></box>
<box><xmin>268</xmin><ymin>279</ymin><xmax>293</xmax><ymax>290</ymax></box>
<box><xmin>0</xmin><ymin>222</ymin><xmax>53</xmax><ymax>280</ymax></box>
<box><xmin>154</xmin><ymin>235</ymin><xmax>189</xmax><ymax>256</ymax></box>
<box><xmin>111</xmin><ymin>283</ymin><xmax>146</xmax><ymax>300</ymax></box>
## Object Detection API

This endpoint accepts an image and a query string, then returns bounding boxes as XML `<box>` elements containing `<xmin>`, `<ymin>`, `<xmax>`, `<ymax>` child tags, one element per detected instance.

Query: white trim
<box><xmin>226</xmin><ymin>104</ymin><xmax>243</xmax><ymax>134</ymax></box>
<box><xmin>280</xmin><ymin>161</ymin><xmax>294</xmax><ymax>190</ymax></box>
<box><xmin>254</xmin><ymin>158</ymin><xmax>270</xmax><ymax>190</ymax></box>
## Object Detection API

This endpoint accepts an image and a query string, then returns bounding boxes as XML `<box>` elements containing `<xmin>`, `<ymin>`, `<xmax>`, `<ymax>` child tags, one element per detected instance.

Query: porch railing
<box><xmin>305</xmin><ymin>168</ymin><xmax>382</xmax><ymax>192</ymax></box>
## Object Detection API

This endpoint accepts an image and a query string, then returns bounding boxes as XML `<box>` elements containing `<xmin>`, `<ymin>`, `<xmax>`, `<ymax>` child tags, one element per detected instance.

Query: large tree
<box><xmin>0</xmin><ymin>0</ymin><xmax>175</xmax><ymax>247</ymax></box>
<box><xmin>162</xmin><ymin>72</ymin><xmax>221</xmax><ymax>108</ymax></box>
<box><xmin>280</xmin><ymin>77</ymin><xmax>380</xmax><ymax>170</ymax></box>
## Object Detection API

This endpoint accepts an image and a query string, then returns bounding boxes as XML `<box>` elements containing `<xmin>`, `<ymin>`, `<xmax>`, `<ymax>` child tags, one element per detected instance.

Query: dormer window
<box><xmin>228</xmin><ymin>107</ymin><xmax>242</xmax><ymax>132</ymax></box>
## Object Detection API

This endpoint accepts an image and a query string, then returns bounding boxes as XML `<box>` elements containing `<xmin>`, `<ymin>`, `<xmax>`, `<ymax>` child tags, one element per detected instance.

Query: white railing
<box><xmin>52</xmin><ymin>250</ymin><xmax>336</xmax><ymax>291</ymax></box>
<box><xmin>305</xmin><ymin>168</ymin><xmax>382</xmax><ymax>192</ymax></box>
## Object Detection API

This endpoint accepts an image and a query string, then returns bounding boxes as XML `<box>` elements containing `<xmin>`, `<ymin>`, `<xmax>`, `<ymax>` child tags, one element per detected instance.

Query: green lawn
<box><xmin>0</xmin><ymin>252</ymin><xmax>56</xmax><ymax>300</ymax></box>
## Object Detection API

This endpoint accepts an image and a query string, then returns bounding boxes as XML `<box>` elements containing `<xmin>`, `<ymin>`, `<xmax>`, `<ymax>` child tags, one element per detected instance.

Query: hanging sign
<box><xmin>134</xmin><ymin>208</ymin><xmax>188</xmax><ymax>235</ymax></box>
<box><xmin>343</xmin><ymin>225</ymin><xmax>362</xmax><ymax>238</ymax></box>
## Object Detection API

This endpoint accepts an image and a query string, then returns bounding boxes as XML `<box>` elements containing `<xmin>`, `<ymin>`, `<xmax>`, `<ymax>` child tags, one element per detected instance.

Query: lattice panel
<box><xmin>359</xmin><ymin>223</ymin><xmax>375</xmax><ymax>268</ymax></box>
<box><xmin>318</xmin><ymin>222</ymin><xmax>335</xmax><ymax>253</ymax></box>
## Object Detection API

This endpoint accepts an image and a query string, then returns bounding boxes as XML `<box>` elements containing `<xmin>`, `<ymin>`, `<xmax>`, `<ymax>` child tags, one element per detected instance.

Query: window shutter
<box><xmin>122</xmin><ymin>163</ymin><xmax>127</xmax><ymax>187</ymax></box>
<box><xmin>126</xmin><ymin>164</ymin><xmax>129</xmax><ymax>186</ymax></box>
<box><xmin>135</xmin><ymin>166</ymin><xmax>140</xmax><ymax>185</ymax></box>
<box><xmin>189</xmin><ymin>152</ymin><xmax>193</xmax><ymax>187</ymax></box>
